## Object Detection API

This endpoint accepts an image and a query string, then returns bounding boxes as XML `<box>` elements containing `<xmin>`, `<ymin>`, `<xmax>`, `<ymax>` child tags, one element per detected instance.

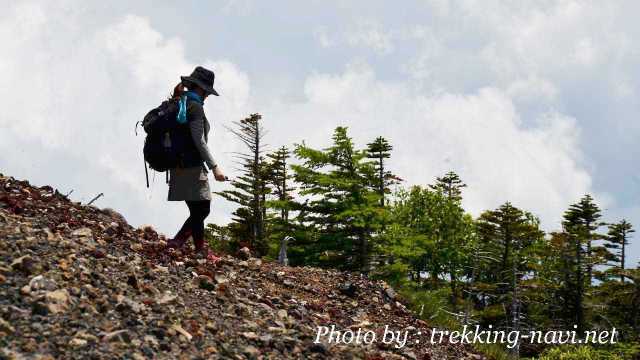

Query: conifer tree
<box><xmin>366</xmin><ymin>136</ymin><xmax>396</xmax><ymax>207</ymax></box>
<box><xmin>264</xmin><ymin>146</ymin><xmax>295</xmax><ymax>255</ymax></box>
<box><xmin>265</xmin><ymin>146</ymin><xmax>293</xmax><ymax>223</ymax></box>
<box><xmin>606</xmin><ymin>219</ymin><xmax>635</xmax><ymax>282</ymax></box>
<box><xmin>289</xmin><ymin>127</ymin><xmax>384</xmax><ymax>272</ymax></box>
<box><xmin>559</xmin><ymin>195</ymin><xmax>602</xmax><ymax>333</ymax></box>
<box><xmin>215</xmin><ymin>114</ymin><xmax>271</xmax><ymax>255</ymax></box>
<box><xmin>535</xmin><ymin>231</ymin><xmax>575</xmax><ymax>328</ymax></box>
<box><xmin>564</xmin><ymin>195</ymin><xmax>603</xmax><ymax>282</ymax></box>
<box><xmin>429</xmin><ymin>171</ymin><xmax>467</xmax><ymax>202</ymax></box>
<box><xmin>429</xmin><ymin>172</ymin><xmax>470</xmax><ymax>309</ymax></box>
<box><xmin>475</xmin><ymin>203</ymin><xmax>544</xmax><ymax>329</ymax></box>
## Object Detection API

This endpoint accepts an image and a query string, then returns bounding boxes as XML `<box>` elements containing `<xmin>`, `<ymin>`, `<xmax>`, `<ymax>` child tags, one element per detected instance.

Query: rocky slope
<box><xmin>0</xmin><ymin>174</ymin><xmax>482</xmax><ymax>359</ymax></box>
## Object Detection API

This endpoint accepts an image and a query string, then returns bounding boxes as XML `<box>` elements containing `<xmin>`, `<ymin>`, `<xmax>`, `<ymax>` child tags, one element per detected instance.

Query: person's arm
<box><xmin>188</xmin><ymin>103</ymin><xmax>217</xmax><ymax>171</ymax></box>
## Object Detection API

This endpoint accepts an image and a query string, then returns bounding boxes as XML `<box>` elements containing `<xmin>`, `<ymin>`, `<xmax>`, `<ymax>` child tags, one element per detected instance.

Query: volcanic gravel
<box><xmin>0</xmin><ymin>174</ymin><xmax>483</xmax><ymax>359</ymax></box>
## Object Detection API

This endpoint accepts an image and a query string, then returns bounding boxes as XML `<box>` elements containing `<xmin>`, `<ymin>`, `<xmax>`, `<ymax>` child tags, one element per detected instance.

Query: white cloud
<box><xmin>222</xmin><ymin>0</ymin><xmax>254</xmax><ymax>16</ymax></box>
<box><xmin>0</xmin><ymin>0</ymin><xmax>622</xmax><ymax>242</ymax></box>
<box><xmin>506</xmin><ymin>75</ymin><xmax>559</xmax><ymax>104</ymax></box>
<box><xmin>345</xmin><ymin>19</ymin><xmax>394</xmax><ymax>54</ymax></box>
<box><xmin>405</xmin><ymin>1</ymin><xmax>635</xmax><ymax>97</ymax></box>
<box><xmin>400</xmin><ymin>25</ymin><xmax>444</xmax><ymax>83</ymax></box>
<box><xmin>313</xmin><ymin>26</ymin><xmax>334</xmax><ymax>48</ymax></box>
<box><xmin>572</xmin><ymin>37</ymin><xmax>599</xmax><ymax>67</ymax></box>
<box><xmin>313</xmin><ymin>20</ymin><xmax>393</xmax><ymax>54</ymax></box>
<box><xmin>263</xmin><ymin>63</ymin><xmax>597</xmax><ymax>229</ymax></box>
<box><xmin>0</xmin><ymin>2</ymin><xmax>248</xmax><ymax>235</ymax></box>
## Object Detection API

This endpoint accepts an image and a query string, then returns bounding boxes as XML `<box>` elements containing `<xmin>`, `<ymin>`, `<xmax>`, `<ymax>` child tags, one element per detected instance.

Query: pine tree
<box><xmin>429</xmin><ymin>172</ymin><xmax>470</xmax><ymax>309</ymax></box>
<box><xmin>535</xmin><ymin>231</ymin><xmax>575</xmax><ymax>328</ymax></box>
<box><xmin>264</xmin><ymin>146</ymin><xmax>295</xmax><ymax>256</ymax></box>
<box><xmin>606</xmin><ymin>219</ymin><xmax>635</xmax><ymax>282</ymax></box>
<box><xmin>564</xmin><ymin>195</ymin><xmax>603</xmax><ymax>283</ymax></box>
<box><xmin>475</xmin><ymin>202</ymin><xmax>544</xmax><ymax>331</ymax></box>
<box><xmin>366</xmin><ymin>136</ymin><xmax>396</xmax><ymax>207</ymax></box>
<box><xmin>214</xmin><ymin>114</ymin><xmax>271</xmax><ymax>256</ymax></box>
<box><xmin>429</xmin><ymin>171</ymin><xmax>467</xmax><ymax>202</ymax></box>
<box><xmin>477</xmin><ymin>203</ymin><xmax>542</xmax><ymax>284</ymax></box>
<box><xmin>289</xmin><ymin>127</ymin><xmax>384</xmax><ymax>272</ymax></box>
<box><xmin>560</xmin><ymin>195</ymin><xmax>602</xmax><ymax>333</ymax></box>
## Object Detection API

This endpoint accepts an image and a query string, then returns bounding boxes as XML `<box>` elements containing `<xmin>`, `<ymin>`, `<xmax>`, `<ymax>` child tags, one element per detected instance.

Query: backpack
<box><xmin>138</xmin><ymin>98</ymin><xmax>187</xmax><ymax>187</ymax></box>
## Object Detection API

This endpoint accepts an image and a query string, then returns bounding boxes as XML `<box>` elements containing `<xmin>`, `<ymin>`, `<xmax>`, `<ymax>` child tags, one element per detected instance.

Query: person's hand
<box><xmin>213</xmin><ymin>166</ymin><xmax>228</xmax><ymax>182</ymax></box>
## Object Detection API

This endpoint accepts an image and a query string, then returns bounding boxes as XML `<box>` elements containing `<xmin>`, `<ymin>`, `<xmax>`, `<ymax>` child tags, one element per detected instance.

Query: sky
<box><xmin>1</xmin><ymin>0</ymin><xmax>639</xmax><ymax>264</ymax></box>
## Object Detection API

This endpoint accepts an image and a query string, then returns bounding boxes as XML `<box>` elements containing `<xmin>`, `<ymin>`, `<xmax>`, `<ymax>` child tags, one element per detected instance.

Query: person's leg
<box><xmin>167</xmin><ymin>201</ymin><xmax>194</xmax><ymax>249</ymax></box>
<box><xmin>186</xmin><ymin>200</ymin><xmax>211</xmax><ymax>251</ymax></box>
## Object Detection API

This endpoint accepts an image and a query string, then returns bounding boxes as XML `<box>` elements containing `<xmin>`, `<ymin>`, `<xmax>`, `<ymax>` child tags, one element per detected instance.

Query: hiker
<box><xmin>165</xmin><ymin>66</ymin><xmax>226</xmax><ymax>258</ymax></box>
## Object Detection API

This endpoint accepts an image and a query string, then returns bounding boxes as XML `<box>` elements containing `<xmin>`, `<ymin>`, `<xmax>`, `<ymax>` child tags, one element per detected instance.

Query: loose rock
<box><xmin>0</xmin><ymin>173</ymin><xmax>484</xmax><ymax>360</ymax></box>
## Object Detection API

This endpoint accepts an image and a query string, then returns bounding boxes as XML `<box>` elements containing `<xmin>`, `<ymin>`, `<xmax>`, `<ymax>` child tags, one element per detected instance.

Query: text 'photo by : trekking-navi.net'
<box><xmin>1</xmin><ymin>1</ymin><xmax>640</xmax><ymax>359</ymax></box>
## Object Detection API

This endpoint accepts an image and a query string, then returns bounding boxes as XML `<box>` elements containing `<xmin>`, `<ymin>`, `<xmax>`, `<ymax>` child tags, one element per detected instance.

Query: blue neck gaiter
<box><xmin>177</xmin><ymin>91</ymin><xmax>204</xmax><ymax>124</ymax></box>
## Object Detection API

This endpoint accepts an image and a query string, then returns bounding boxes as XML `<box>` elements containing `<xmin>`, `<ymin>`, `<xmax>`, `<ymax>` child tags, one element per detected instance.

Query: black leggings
<box><xmin>176</xmin><ymin>200</ymin><xmax>210</xmax><ymax>240</ymax></box>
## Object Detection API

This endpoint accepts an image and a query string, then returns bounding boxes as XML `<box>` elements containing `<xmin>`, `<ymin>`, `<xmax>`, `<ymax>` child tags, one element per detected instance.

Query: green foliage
<box><xmin>286</xmin><ymin>127</ymin><xmax>388</xmax><ymax>272</ymax></box>
<box><xmin>204</xmin><ymin>223</ymin><xmax>236</xmax><ymax>254</ymax></box>
<box><xmin>214</xmin><ymin>114</ymin><xmax>271</xmax><ymax>255</ymax></box>
<box><xmin>399</xmin><ymin>287</ymin><xmax>459</xmax><ymax>329</ymax></box>
<box><xmin>380</xmin><ymin>183</ymin><xmax>474</xmax><ymax>293</ymax></box>
<box><xmin>605</xmin><ymin>220</ymin><xmax>634</xmax><ymax>282</ymax></box>
<box><xmin>557</xmin><ymin>195</ymin><xmax>604</xmax><ymax>332</ymax></box>
<box><xmin>366</xmin><ymin>136</ymin><xmax>399</xmax><ymax>207</ymax></box>
<box><xmin>473</xmin><ymin>202</ymin><xmax>545</xmax><ymax>329</ymax></box>
<box><xmin>538</xmin><ymin>343</ymin><xmax>640</xmax><ymax>360</ymax></box>
<box><xmin>395</xmin><ymin>284</ymin><xmax>511</xmax><ymax>360</ymax></box>
<box><xmin>263</xmin><ymin>146</ymin><xmax>295</xmax><ymax>259</ymax></box>
<box><xmin>212</xmin><ymin>122</ymin><xmax>640</xmax><ymax>358</ymax></box>
<box><xmin>429</xmin><ymin>171</ymin><xmax>466</xmax><ymax>202</ymax></box>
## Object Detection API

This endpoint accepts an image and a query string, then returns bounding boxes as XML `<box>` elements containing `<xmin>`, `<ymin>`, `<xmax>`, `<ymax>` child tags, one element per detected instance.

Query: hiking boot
<box><xmin>167</xmin><ymin>229</ymin><xmax>192</xmax><ymax>250</ymax></box>
<box><xmin>193</xmin><ymin>234</ymin><xmax>205</xmax><ymax>252</ymax></box>
<box><xmin>194</xmin><ymin>246</ymin><xmax>221</xmax><ymax>263</ymax></box>
<box><xmin>193</xmin><ymin>237</ymin><xmax>220</xmax><ymax>263</ymax></box>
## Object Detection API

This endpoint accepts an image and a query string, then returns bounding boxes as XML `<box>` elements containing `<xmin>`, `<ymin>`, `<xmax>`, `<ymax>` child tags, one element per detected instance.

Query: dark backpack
<box><xmin>138</xmin><ymin>98</ymin><xmax>189</xmax><ymax>187</ymax></box>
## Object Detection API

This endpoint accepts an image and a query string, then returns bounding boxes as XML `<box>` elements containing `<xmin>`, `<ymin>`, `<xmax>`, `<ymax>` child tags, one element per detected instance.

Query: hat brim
<box><xmin>181</xmin><ymin>76</ymin><xmax>219</xmax><ymax>96</ymax></box>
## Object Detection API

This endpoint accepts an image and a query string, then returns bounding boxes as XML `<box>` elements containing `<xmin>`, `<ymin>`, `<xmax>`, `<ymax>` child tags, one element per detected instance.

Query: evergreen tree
<box><xmin>428</xmin><ymin>172</ymin><xmax>469</xmax><ymax>308</ymax></box>
<box><xmin>203</xmin><ymin>121</ymin><xmax>640</xmax><ymax>358</ymax></box>
<box><xmin>289</xmin><ymin>127</ymin><xmax>384</xmax><ymax>272</ymax></box>
<box><xmin>534</xmin><ymin>231</ymin><xmax>576</xmax><ymax>328</ymax></box>
<box><xmin>215</xmin><ymin>114</ymin><xmax>270</xmax><ymax>256</ymax></box>
<box><xmin>366</xmin><ymin>136</ymin><xmax>397</xmax><ymax>207</ymax></box>
<box><xmin>564</xmin><ymin>195</ymin><xmax>603</xmax><ymax>283</ymax></box>
<box><xmin>595</xmin><ymin>266</ymin><xmax>640</xmax><ymax>341</ymax></box>
<box><xmin>515</xmin><ymin>230</ymin><xmax>568</xmax><ymax>338</ymax></box>
<box><xmin>606</xmin><ymin>220</ymin><xmax>635</xmax><ymax>282</ymax></box>
<box><xmin>429</xmin><ymin>171</ymin><xmax>467</xmax><ymax>202</ymax></box>
<box><xmin>559</xmin><ymin>195</ymin><xmax>603</xmax><ymax>333</ymax></box>
<box><xmin>264</xmin><ymin>146</ymin><xmax>295</xmax><ymax>256</ymax></box>
<box><xmin>475</xmin><ymin>203</ymin><xmax>544</xmax><ymax>331</ymax></box>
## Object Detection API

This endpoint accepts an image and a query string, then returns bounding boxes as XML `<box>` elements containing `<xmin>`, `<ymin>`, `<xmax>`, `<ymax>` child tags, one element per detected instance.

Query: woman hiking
<box><xmin>165</xmin><ymin>66</ymin><xmax>226</xmax><ymax>259</ymax></box>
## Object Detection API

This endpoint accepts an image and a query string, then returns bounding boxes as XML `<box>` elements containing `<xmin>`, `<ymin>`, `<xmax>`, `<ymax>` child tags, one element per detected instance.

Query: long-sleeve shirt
<box><xmin>187</xmin><ymin>101</ymin><xmax>217</xmax><ymax>171</ymax></box>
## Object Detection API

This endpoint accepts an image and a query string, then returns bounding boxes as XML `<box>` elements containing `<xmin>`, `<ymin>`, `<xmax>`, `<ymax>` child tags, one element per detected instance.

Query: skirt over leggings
<box><xmin>168</xmin><ymin>165</ymin><xmax>211</xmax><ymax>248</ymax></box>
<box><xmin>168</xmin><ymin>165</ymin><xmax>211</xmax><ymax>201</ymax></box>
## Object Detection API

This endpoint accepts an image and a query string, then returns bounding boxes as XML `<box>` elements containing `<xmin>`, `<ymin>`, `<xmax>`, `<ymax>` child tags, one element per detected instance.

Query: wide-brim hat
<box><xmin>181</xmin><ymin>66</ymin><xmax>219</xmax><ymax>96</ymax></box>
